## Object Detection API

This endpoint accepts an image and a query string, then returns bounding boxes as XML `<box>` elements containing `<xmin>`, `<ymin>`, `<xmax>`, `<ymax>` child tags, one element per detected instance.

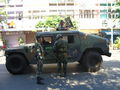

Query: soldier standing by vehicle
<box><xmin>34</xmin><ymin>42</ymin><xmax>44</xmax><ymax>85</ymax></box>
<box><xmin>53</xmin><ymin>34</ymin><xmax>68</xmax><ymax>77</ymax></box>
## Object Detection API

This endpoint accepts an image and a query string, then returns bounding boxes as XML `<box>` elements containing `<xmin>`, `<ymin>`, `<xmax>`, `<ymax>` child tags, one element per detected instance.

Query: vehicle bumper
<box><xmin>105</xmin><ymin>52</ymin><xmax>111</xmax><ymax>57</ymax></box>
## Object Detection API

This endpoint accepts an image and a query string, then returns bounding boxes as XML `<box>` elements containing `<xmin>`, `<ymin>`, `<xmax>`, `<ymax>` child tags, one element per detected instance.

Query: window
<box><xmin>8</xmin><ymin>16</ymin><xmax>15</xmax><ymax>19</ymax></box>
<box><xmin>28</xmin><ymin>11</ymin><xmax>31</xmax><ymax>13</ymax></box>
<box><xmin>100</xmin><ymin>3</ymin><xmax>107</xmax><ymax>6</ymax></box>
<box><xmin>49</xmin><ymin>10</ymin><xmax>57</xmax><ymax>12</ymax></box>
<box><xmin>8</xmin><ymin>5</ymin><xmax>14</xmax><ymax>7</ymax></box>
<box><xmin>33</xmin><ymin>10</ymin><xmax>40</xmax><ymax>13</ymax></box>
<box><xmin>108</xmin><ymin>13</ymin><xmax>112</xmax><ymax>18</ymax></box>
<box><xmin>100</xmin><ymin>14</ymin><xmax>107</xmax><ymax>19</ymax></box>
<box><xmin>108</xmin><ymin>3</ymin><xmax>111</xmax><ymax>6</ymax></box>
<box><xmin>79</xmin><ymin>10</ymin><xmax>83</xmax><ymax>18</ymax></box>
<box><xmin>84</xmin><ymin>10</ymin><xmax>91</xmax><ymax>18</ymax></box>
<box><xmin>66</xmin><ymin>3</ymin><xmax>74</xmax><ymax>6</ymax></box>
<box><xmin>41</xmin><ymin>10</ymin><xmax>46</xmax><ymax>12</ymax></box>
<box><xmin>49</xmin><ymin>3</ymin><xmax>57</xmax><ymax>6</ymax></box>
<box><xmin>92</xmin><ymin>10</ymin><xmax>95</xmax><ymax>18</ymax></box>
<box><xmin>68</xmin><ymin>35</ymin><xmax>74</xmax><ymax>43</ymax></box>
<box><xmin>0</xmin><ymin>5</ymin><xmax>4</xmax><ymax>8</ymax></box>
<box><xmin>58</xmin><ymin>3</ymin><xmax>65</xmax><ymax>6</ymax></box>
<box><xmin>38</xmin><ymin>36</ymin><xmax>53</xmax><ymax>45</ymax></box>
<box><xmin>8</xmin><ymin>11</ymin><xmax>14</xmax><ymax>14</ymax></box>
<box><xmin>100</xmin><ymin>10</ymin><xmax>107</xmax><ymax>13</ymax></box>
<box><xmin>16</xmin><ymin>5</ymin><xmax>23</xmax><ymax>7</ymax></box>
<box><xmin>62</xmin><ymin>35</ymin><xmax>74</xmax><ymax>43</ymax></box>
<box><xmin>17</xmin><ymin>12</ymin><xmax>23</xmax><ymax>20</ymax></box>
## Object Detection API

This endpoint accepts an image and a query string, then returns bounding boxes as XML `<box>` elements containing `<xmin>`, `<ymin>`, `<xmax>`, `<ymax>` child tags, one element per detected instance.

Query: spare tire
<box><xmin>6</xmin><ymin>54</ymin><xmax>28</xmax><ymax>74</ymax></box>
<box><xmin>82</xmin><ymin>51</ymin><xmax>103</xmax><ymax>72</ymax></box>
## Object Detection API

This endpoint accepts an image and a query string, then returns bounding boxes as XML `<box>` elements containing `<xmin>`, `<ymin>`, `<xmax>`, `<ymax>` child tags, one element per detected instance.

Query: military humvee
<box><xmin>5</xmin><ymin>30</ymin><xmax>111</xmax><ymax>74</ymax></box>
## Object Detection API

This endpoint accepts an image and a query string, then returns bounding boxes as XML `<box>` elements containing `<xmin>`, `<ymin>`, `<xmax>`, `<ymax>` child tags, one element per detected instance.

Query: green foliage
<box><xmin>35</xmin><ymin>16</ymin><xmax>63</xmax><ymax>28</ymax></box>
<box><xmin>114</xmin><ymin>36</ymin><xmax>120</xmax><ymax>44</ymax></box>
<box><xmin>0</xmin><ymin>0</ymin><xmax>5</xmax><ymax>2</ymax></box>
<box><xmin>114</xmin><ymin>36</ymin><xmax>120</xmax><ymax>49</ymax></box>
<box><xmin>0</xmin><ymin>9</ymin><xmax>5</xmax><ymax>15</ymax></box>
<box><xmin>70</xmin><ymin>19</ymin><xmax>78</xmax><ymax>30</ymax></box>
<box><xmin>0</xmin><ymin>8</ymin><xmax>6</xmax><ymax>23</ymax></box>
<box><xmin>18</xmin><ymin>37</ymin><xmax>24</xmax><ymax>45</ymax></box>
<box><xmin>115</xmin><ymin>1</ymin><xmax>120</xmax><ymax>18</ymax></box>
<box><xmin>2</xmin><ymin>39</ymin><xmax>7</xmax><ymax>45</ymax></box>
<box><xmin>35</xmin><ymin>21</ymin><xmax>45</xmax><ymax>28</ymax></box>
<box><xmin>116</xmin><ymin>1</ymin><xmax>120</xmax><ymax>6</ymax></box>
<box><xmin>35</xmin><ymin>15</ymin><xmax>78</xmax><ymax>30</ymax></box>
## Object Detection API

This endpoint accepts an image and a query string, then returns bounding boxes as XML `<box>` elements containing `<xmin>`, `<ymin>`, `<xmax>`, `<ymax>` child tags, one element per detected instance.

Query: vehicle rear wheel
<box><xmin>6</xmin><ymin>54</ymin><xmax>28</xmax><ymax>74</ymax></box>
<box><xmin>82</xmin><ymin>51</ymin><xmax>103</xmax><ymax>72</ymax></box>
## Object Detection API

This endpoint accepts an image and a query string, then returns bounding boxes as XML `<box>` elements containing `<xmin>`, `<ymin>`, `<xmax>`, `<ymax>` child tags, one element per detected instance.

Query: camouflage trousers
<box><xmin>36</xmin><ymin>59</ymin><xmax>43</xmax><ymax>77</ymax></box>
<box><xmin>57</xmin><ymin>54</ymin><xmax>67</xmax><ymax>76</ymax></box>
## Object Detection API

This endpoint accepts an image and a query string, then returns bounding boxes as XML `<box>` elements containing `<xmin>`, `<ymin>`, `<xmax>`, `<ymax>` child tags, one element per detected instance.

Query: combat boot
<box><xmin>63</xmin><ymin>73</ymin><xmax>66</xmax><ymax>77</ymax></box>
<box><xmin>39</xmin><ymin>77</ymin><xmax>44</xmax><ymax>80</ymax></box>
<box><xmin>36</xmin><ymin>77</ymin><xmax>44</xmax><ymax>85</ymax></box>
<box><xmin>60</xmin><ymin>73</ymin><xmax>66</xmax><ymax>77</ymax></box>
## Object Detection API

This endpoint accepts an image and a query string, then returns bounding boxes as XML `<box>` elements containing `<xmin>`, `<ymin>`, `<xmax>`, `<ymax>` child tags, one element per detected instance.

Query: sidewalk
<box><xmin>0</xmin><ymin>50</ymin><xmax>5</xmax><ymax>57</ymax></box>
<box><xmin>0</xmin><ymin>50</ymin><xmax>5</xmax><ymax>64</ymax></box>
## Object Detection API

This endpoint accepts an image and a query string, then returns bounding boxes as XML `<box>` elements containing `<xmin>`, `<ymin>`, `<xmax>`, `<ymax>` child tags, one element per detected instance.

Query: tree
<box><xmin>115</xmin><ymin>36</ymin><xmax>120</xmax><ymax>44</ymax></box>
<box><xmin>35</xmin><ymin>21</ymin><xmax>45</xmax><ymax>28</ymax></box>
<box><xmin>114</xmin><ymin>36</ymin><xmax>120</xmax><ymax>49</ymax></box>
<box><xmin>115</xmin><ymin>1</ymin><xmax>120</xmax><ymax>18</ymax></box>
<box><xmin>35</xmin><ymin>15</ymin><xmax>77</xmax><ymax>31</ymax></box>
<box><xmin>35</xmin><ymin>16</ymin><xmax>63</xmax><ymax>28</ymax></box>
<box><xmin>0</xmin><ymin>8</ymin><xmax>6</xmax><ymax>23</ymax></box>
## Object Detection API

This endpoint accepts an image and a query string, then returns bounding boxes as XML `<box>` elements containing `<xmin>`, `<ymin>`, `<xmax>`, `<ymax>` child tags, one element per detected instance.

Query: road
<box><xmin>0</xmin><ymin>50</ymin><xmax>120</xmax><ymax>90</ymax></box>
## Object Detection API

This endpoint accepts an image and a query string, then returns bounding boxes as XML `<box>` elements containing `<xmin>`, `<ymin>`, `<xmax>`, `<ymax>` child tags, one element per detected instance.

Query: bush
<box><xmin>114</xmin><ymin>36</ymin><xmax>120</xmax><ymax>49</ymax></box>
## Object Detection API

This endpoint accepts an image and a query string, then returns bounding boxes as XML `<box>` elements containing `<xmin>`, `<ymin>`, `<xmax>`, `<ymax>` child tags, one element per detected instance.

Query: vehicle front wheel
<box><xmin>6</xmin><ymin>54</ymin><xmax>28</xmax><ymax>74</ymax></box>
<box><xmin>82</xmin><ymin>51</ymin><xmax>103</xmax><ymax>72</ymax></box>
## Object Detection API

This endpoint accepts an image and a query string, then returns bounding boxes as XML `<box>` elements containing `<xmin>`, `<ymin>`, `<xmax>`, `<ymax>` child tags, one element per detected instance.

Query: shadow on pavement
<box><xmin>24</xmin><ymin>62</ymin><xmax>84</xmax><ymax>75</ymax></box>
<box><xmin>0</xmin><ymin>60</ymin><xmax>120</xmax><ymax>90</ymax></box>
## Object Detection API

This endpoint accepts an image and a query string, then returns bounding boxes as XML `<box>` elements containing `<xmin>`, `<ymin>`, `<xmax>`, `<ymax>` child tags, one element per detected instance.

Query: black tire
<box><xmin>6</xmin><ymin>54</ymin><xmax>28</xmax><ymax>74</ymax></box>
<box><xmin>82</xmin><ymin>51</ymin><xmax>103</xmax><ymax>72</ymax></box>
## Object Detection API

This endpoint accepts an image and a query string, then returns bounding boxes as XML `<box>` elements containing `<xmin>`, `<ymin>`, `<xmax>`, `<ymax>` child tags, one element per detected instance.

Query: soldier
<box><xmin>56</xmin><ymin>20</ymin><xmax>68</xmax><ymax>31</ymax></box>
<box><xmin>34</xmin><ymin>42</ymin><xmax>44</xmax><ymax>85</ymax></box>
<box><xmin>53</xmin><ymin>34</ymin><xmax>68</xmax><ymax>77</ymax></box>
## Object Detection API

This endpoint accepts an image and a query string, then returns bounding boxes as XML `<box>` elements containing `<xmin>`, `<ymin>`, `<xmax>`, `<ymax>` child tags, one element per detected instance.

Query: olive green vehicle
<box><xmin>5</xmin><ymin>30</ymin><xmax>111</xmax><ymax>74</ymax></box>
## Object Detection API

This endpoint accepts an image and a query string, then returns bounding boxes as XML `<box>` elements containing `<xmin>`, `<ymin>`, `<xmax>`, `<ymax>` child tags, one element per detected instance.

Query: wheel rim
<box><xmin>86</xmin><ymin>52</ymin><xmax>102</xmax><ymax>69</ymax></box>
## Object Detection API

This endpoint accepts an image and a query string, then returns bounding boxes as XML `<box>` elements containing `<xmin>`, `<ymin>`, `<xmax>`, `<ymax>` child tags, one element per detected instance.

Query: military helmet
<box><xmin>56</xmin><ymin>34</ymin><xmax>63</xmax><ymax>40</ymax></box>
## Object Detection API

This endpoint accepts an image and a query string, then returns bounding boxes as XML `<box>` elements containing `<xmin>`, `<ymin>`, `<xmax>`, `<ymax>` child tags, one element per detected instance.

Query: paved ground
<box><xmin>0</xmin><ymin>50</ymin><xmax>120</xmax><ymax>90</ymax></box>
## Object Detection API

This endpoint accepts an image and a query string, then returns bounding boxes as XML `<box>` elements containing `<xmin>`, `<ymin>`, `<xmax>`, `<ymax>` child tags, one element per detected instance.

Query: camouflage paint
<box><xmin>5</xmin><ymin>30</ymin><xmax>111</xmax><ymax>64</ymax></box>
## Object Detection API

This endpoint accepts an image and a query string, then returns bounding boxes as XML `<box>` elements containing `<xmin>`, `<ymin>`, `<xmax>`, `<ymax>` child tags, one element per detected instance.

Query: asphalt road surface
<box><xmin>0</xmin><ymin>50</ymin><xmax>120</xmax><ymax>90</ymax></box>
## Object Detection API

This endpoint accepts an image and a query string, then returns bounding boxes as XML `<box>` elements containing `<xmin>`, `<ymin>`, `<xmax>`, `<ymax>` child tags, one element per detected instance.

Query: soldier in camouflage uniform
<box><xmin>56</xmin><ymin>20</ymin><xmax>68</xmax><ymax>31</ymax></box>
<box><xmin>34</xmin><ymin>42</ymin><xmax>44</xmax><ymax>85</ymax></box>
<box><xmin>53</xmin><ymin>34</ymin><xmax>68</xmax><ymax>77</ymax></box>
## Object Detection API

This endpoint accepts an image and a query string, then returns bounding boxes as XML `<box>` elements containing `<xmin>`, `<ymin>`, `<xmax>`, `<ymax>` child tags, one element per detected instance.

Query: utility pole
<box><xmin>108</xmin><ymin>1</ymin><xmax>114</xmax><ymax>50</ymax></box>
<box><xmin>111</xmin><ymin>21</ymin><xmax>114</xmax><ymax>49</ymax></box>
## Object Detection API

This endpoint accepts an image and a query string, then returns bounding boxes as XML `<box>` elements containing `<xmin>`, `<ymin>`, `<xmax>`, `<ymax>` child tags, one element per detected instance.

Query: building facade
<box><xmin>0</xmin><ymin>0</ymin><xmax>120</xmax><ymax>47</ymax></box>
<box><xmin>99</xmin><ymin>0</ymin><xmax>120</xmax><ymax>43</ymax></box>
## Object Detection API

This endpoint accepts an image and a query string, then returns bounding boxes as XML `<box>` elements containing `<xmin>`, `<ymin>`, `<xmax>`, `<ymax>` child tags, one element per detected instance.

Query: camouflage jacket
<box><xmin>53</xmin><ymin>39</ymin><xmax>68</xmax><ymax>53</ymax></box>
<box><xmin>34</xmin><ymin>43</ymin><xmax>44</xmax><ymax>60</ymax></box>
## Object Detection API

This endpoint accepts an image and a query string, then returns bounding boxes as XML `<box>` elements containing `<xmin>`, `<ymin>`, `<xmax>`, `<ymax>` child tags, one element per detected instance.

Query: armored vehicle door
<box><xmin>62</xmin><ymin>34</ymin><xmax>81</xmax><ymax>62</ymax></box>
<box><xmin>37</xmin><ymin>36</ymin><xmax>56</xmax><ymax>63</ymax></box>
